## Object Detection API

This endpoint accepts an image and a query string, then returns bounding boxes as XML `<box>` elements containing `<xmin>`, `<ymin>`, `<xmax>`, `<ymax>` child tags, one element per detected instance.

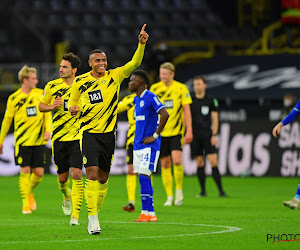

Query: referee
<box><xmin>190</xmin><ymin>76</ymin><xmax>227</xmax><ymax>197</ymax></box>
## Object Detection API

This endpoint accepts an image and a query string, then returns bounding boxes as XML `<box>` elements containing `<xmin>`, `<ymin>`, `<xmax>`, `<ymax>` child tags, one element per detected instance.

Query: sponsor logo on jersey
<box><xmin>136</xmin><ymin>115</ymin><xmax>145</xmax><ymax>121</ymax></box>
<box><xmin>88</xmin><ymin>90</ymin><xmax>103</xmax><ymax>104</ymax></box>
<box><xmin>164</xmin><ymin>99</ymin><xmax>173</xmax><ymax>109</ymax></box>
<box><xmin>26</xmin><ymin>106</ymin><xmax>37</xmax><ymax>117</ymax></box>
<box><xmin>63</xmin><ymin>99</ymin><xmax>69</xmax><ymax>112</ymax></box>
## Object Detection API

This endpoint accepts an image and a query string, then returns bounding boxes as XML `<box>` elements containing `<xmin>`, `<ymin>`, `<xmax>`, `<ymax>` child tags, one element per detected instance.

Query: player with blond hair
<box><xmin>0</xmin><ymin>65</ymin><xmax>51</xmax><ymax>214</ymax></box>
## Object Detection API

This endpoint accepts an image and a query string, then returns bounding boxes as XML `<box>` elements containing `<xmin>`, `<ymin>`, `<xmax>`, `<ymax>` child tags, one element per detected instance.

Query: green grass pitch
<box><xmin>0</xmin><ymin>174</ymin><xmax>299</xmax><ymax>249</ymax></box>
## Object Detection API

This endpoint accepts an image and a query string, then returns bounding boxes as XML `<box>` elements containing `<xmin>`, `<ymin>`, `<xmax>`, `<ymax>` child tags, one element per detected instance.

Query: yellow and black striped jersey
<box><xmin>68</xmin><ymin>43</ymin><xmax>145</xmax><ymax>134</ymax></box>
<box><xmin>0</xmin><ymin>88</ymin><xmax>52</xmax><ymax>146</ymax></box>
<box><xmin>40</xmin><ymin>78</ymin><xmax>81</xmax><ymax>142</ymax></box>
<box><xmin>150</xmin><ymin>80</ymin><xmax>192</xmax><ymax>137</ymax></box>
<box><xmin>69</xmin><ymin>68</ymin><xmax>127</xmax><ymax>133</ymax></box>
<box><xmin>117</xmin><ymin>93</ymin><xmax>135</xmax><ymax>148</ymax></box>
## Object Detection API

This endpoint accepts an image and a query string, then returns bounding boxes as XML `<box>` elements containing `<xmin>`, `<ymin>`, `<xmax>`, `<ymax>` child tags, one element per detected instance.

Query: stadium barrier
<box><xmin>1</xmin><ymin>120</ymin><xmax>299</xmax><ymax>177</ymax></box>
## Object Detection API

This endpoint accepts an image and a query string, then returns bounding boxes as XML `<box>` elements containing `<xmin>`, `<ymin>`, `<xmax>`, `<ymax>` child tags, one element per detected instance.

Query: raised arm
<box><xmin>273</xmin><ymin>98</ymin><xmax>300</xmax><ymax>138</ymax></box>
<box><xmin>122</xmin><ymin>24</ymin><xmax>149</xmax><ymax>77</ymax></box>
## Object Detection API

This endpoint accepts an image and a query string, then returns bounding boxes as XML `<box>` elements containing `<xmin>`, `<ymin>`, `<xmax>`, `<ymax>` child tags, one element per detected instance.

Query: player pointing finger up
<box><xmin>139</xmin><ymin>24</ymin><xmax>149</xmax><ymax>44</ymax></box>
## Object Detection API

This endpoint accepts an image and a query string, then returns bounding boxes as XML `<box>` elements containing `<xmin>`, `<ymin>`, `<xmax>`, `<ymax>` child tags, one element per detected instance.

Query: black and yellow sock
<box><xmin>19</xmin><ymin>172</ymin><xmax>30</xmax><ymax>208</ymax></box>
<box><xmin>174</xmin><ymin>164</ymin><xmax>184</xmax><ymax>190</ymax></box>
<box><xmin>161</xmin><ymin>167</ymin><xmax>173</xmax><ymax>197</ymax></box>
<box><xmin>85</xmin><ymin>179</ymin><xmax>98</xmax><ymax>216</ymax></box>
<box><xmin>97</xmin><ymin>180</ymin><xmax>108</xmax><ymax>213</ymax></box>
<box><xmin>29</xmin><ymin>173</ymin><xmax>42</xmax><ymax>194</ymax></box>
<box><xmin>57</xmin><ymin>177</ymin><xmax>71</xmax><ymax>200</ymax></box>
<box><xmin>126</xmin><ymin>174</ymin><xmax>136</xmax><ymax>204</ymax></box>
<box><xmin>71</xmin><ymin>179</ymin><xmax>84</xmax><ymax>219</ymax></box>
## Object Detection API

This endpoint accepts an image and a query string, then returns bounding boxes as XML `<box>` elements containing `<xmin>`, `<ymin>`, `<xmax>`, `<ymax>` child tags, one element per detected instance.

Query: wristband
<box><xmin>153</xmin><ymin>132</ymin><xmax>159</xmax><ymax>139</ymax></box>
<box><xmin>212</xmin><ymin>134</ymin><xmax>217</xmax><ymax>136</ymax></box>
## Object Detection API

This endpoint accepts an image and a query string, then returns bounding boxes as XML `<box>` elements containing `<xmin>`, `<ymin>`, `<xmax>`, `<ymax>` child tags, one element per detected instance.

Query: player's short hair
<box><xmin>18</xmin><ymin>65</ymin><xmax>37</xmax><ymax>84</ymax></box>
<box><xmin>132</xmin><ymin>70</ymin><xmax>149</xmax><ymax>86</ymax></box>
<box><xmin>89</xmin><ymin>49</ymin><xmax>105</xmax><ymax>60</ymax></box>
<box><xmin>194</xmin><ymin>75</ymin><xmax>206</xmax><ymax>83</ymax></box>
<box><xmin>63</xmin><ymin>52</ymin><xmax>81</xmax><ymax>69</ymax></box>
<box><xmin>160</xmin><ymin>62</ymin><xmax>175</xmax><ymax>73</ymax></box>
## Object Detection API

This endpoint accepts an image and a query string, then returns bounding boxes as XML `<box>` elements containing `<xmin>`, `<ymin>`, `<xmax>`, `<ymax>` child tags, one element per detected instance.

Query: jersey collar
<box><xmin>140</xmin><ymin>89</ymin><xmax>148</xmax><ymax>98</ymax></box>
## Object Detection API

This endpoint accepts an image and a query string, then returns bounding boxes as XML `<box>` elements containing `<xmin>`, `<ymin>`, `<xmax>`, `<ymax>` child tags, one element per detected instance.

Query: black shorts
<box><xmin>160</xmin><ymin>135</ymin><xmax>182</xmax><ymax>158</ymax></box>
<box><xmin>82</xmin><ymin>131</ymin><xmax>116</xmax><ymax>172</ymax></box>
<box><xmin>53</xmin><ymin>140</ymin><xmax>82</xmax><ymax>174</ymax></box>
<box><xmin>126</xmin><ymin>143</ymin><xmax>133</xmax><ymax>165</ymax></box>
<box><xmin>190</xmin><ymin>135</ymin><xmax>217</xmax><ymax>158</ymax></box>
<box><xmin>15</xmin><ymin>145</ymin><xmax>46</xmax><ymax>168</ymax></box>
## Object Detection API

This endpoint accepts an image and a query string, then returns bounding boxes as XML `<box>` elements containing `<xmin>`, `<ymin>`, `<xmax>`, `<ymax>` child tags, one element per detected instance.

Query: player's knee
<box><xmin>71</xmin><ymin>169</ymin><xmax>82</xmax><ymax>180</ymax></box>
<box><xmin>98</xmin><ymin>176</ymin><xmax>108</xmax><ymax>184</ymax></box>
<box><xmin>128</xmin><ymin>164</ymin><xmax>134</xmax><ymax>175</ymax></box>
<box><xmin>33</xmin><ymin>168</ymin><xmax>44</xmax><ymax>178</ymax></box>
<box><xmin>58</xmin><ymin>175</ymin><xmax>68</xmax><ymax>183</ymax></box>
<box><xmin>161</xmin><ymin>159</ymin><xmax>171</xmax><ymax>168</ymax></box>
<box><xmin>173</xmin><ymin>159</ymin><xmax>182</xmax><ymax>166</ymax></box>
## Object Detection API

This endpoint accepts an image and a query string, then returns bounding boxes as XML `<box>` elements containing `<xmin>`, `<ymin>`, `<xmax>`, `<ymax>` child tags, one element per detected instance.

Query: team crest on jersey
<box><xmin>100</xmin><ymin>79</ymin><xmax>106</xmax><ymax>84</ymax></box>
<box><xmin>201</xmin><ymin>106</ymin><xmax>209</xmax><ymax>115</ymax></box>
<box><xmin>140</xmin><ymin>100</ymin><xmax>144</xmax><ymax>107</ymax></box>
<box><xmin>88</xmin><ymin>89</ymin><xmax>103</xmax><ymax>104</ymax></box>
<box><xmin>26</xmin><ymin>106</ymin><xmax>37</xmax><ymax>117</ymax></box>
<box><xmin>164</xmin><ymin>99</ymin><xmax>173</xmax><ymax>109</ymax></box>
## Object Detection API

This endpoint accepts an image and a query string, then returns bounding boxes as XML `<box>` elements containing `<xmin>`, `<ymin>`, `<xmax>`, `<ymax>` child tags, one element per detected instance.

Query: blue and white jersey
<box><xmin>133</xmin><ymin>90</ymin><xmax>165</xmax><ymax>151</ymax></box>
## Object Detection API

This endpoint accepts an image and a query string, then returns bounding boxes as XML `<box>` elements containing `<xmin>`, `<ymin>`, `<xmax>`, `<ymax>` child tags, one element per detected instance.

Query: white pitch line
<box><xmin>0</xmin><ymin>221</ymin><xmax>242</xmax><ymax>244</ymax></box>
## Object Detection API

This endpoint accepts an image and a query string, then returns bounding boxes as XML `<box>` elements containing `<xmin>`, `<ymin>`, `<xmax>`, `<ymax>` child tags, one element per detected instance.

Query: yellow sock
<box><xmin>57</xmin><ymin>177</ymin><xmax>71</xmax><ymax>200</ymax></box>
<box><xmin>126</xmin><ymin>174</ymin><xmax>136</xmax><ymax>204</ymax></box>
<box><xmin>97</xmin><ymin>180</ymin><xmax>108</xmax><ymax>213</ymax></box>
<box><xmin>85</xmin><ymin>179</ymin><xmax>98</xmax><ymax>216</ymax></box>
<box><xmin>29</xmin><ymin>173</ymin><xmax>42</xmax><ymax>194</ymax></box>
<box><xmin>19</xmin><ymin>172</ymin><xmax>30</xmax><ymax>208</ymax></box>
<box><xmin>174</xmin><ymin>164</ymin><xmax>184</xmax><ymax>190</ymax></box>
<box><xmin>71</xmin><ymin>179</ymin><xmax>84</xmax><ymax>219</ymax></box>
<box><xmin>161</xmin><ymin>167</ymin><xmax>173</xmax><ymax>197</ymax></box>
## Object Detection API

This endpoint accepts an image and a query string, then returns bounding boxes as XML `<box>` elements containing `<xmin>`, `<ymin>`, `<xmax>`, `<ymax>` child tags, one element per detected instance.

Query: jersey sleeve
<box><xmin>121</xmin><ymin>43</ymin><xmax>145</xmax><ymax>78</ymax></box>
<box><xmin>5</xmin><ymin>95</ymin><xmax>15</xmax><ymax>119</ymax></box>
<box><xmin>0</xmin><ymin>95</ymin><xmax>14</xmax><ymax>143</ymax></box>
<box><xmin>40</xmin><ymin>83</ymin><xmax>52</xmax><ymax>105</ymax></box>
<box><xmin>151</xmin><ymin>94</ymin><xmax>165</xmax><ymax>113</ymax></box>
<box><xmin>0</xmin><ymin>116</ymin><xmax>13</xmax><ymax>144</ymax></box>
<box><xmin>68</xmin><ymin>80</ymin><xmax>81</xmax><ymax>108</ymax></box>
<box><xmin>211</xmin><ymin>98</ymin><xmax>219</xmax><ymax>112</ymax></box>
<box><xmin>181</xmin><ymin>84</ymin><xmax>192</xmax><ymax>106</ymax></box>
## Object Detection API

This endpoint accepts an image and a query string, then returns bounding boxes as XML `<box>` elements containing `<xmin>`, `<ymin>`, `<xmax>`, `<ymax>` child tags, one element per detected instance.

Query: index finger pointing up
<box><xmin>141</xmin><ymin>24</ymin><xmax>147</xmax><ymax>32</ymax></box>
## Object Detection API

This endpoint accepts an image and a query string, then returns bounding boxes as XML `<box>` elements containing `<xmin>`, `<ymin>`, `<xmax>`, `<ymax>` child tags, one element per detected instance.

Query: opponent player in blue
<box><xmin>273</xmin><ymin>98</ymin><xmax>300</xmax><ymax>209</ymax></box>
<box><xmin>128</xmin><ymin>70</ymin><xmax>169</xmax><ymax>222</ymax></box>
